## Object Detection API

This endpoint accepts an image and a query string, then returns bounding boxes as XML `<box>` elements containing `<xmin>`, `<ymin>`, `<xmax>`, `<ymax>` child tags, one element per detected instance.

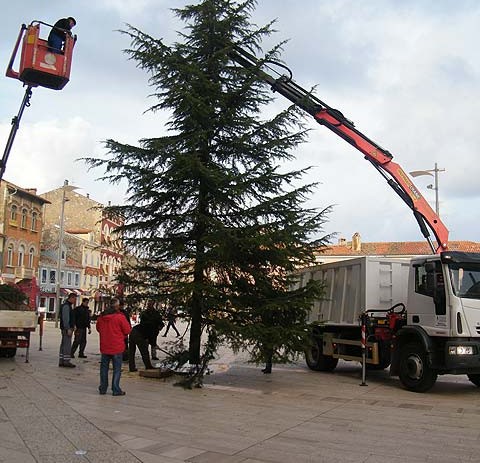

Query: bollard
<box><xmin>360</xmin><ymin>312</ymin><xmax>368</xmax><ymax>386</ymax></box>
<box><xmin>38</xmin><ymin>313</ymin><xmax>44</xmax><ymax>351</ymax></box>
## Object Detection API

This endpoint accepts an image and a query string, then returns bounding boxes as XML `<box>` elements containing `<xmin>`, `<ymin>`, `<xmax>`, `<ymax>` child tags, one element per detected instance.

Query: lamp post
<box><xmin>54</xmin><ymin>180</ymin><xmax>78</xmax><ymax>327</ymax></box>
<box><xmin>409</xmin><ymin>163</ymin><xmax>445</xmax><ymax>216</ymax></box>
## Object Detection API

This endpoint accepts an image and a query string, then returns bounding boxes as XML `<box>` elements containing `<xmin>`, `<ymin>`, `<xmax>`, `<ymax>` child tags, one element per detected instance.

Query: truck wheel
<box><xmin>467</xmin><ymin>374</ymin><xmax>480</xmax><ymax>387</ymax></box>
<box><xmin>399</xmin><ymin>342</ymin><xmax>437</xmax><ymax>392</ymax></box>
<box><xmin>0</xmin><ymin>347</ymin><xmax>17</xmax><ymax>358</ymax></box>
<box><xmin>305</xmin><ymin>338</ymin><xmax>338</xmax><ymax>372</ymax></box>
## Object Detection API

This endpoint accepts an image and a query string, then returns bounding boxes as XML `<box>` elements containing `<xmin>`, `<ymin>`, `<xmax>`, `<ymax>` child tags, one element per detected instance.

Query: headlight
<box><xmin>448</xmin><ymin>345</ymin><xmax>474</xmax><ymax>355</ymax></box>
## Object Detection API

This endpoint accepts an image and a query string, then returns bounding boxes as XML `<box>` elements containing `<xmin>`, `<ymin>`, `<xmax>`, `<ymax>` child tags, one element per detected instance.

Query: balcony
<box><xmin>14</xmin><ymin>267</ymin><xmax>34</xmax><ymax>279</ymax></box>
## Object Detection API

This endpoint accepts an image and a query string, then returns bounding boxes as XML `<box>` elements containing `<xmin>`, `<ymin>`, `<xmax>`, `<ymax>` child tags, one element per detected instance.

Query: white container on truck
<box><xmin>0</xmin><ymin>309</ymin><xmax>37</xmax><ymax>361</ymax></box>
<box><xmin>298</xmin><ymin>252</ymin><xmax>480</xmax><ymax>392</ymax></box>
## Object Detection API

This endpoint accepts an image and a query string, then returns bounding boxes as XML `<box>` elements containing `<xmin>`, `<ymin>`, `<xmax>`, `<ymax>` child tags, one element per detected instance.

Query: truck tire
<box><xmin>399</xmin><ymin>342</ymin><xmax>437</xmax><ymax>392</ymax></box>
<box><xmin>467</xmin><ymin>374</ymin><xmax>480</xmax><ymax>387</ymax></box>
<box><xmin>0</xmin><ymin>347</ymin><xmax>17</xmax><ymax>358</ymax></box>
<box><xmin>305</xmin><ymin>338</ymin><xmax>338</xmax><ymax>372</ymax></box>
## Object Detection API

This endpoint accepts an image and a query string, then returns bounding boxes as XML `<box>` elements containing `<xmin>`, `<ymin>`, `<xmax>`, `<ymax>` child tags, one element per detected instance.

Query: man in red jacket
<box><xmin>96</xmin><ymin>297</ymin><xmax>131</xmax><ymax>396</ymax></box>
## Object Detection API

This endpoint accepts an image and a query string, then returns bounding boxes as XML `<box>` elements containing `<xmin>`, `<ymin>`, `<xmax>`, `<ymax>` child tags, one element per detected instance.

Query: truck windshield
<box><xmin>449</xmin><ymin>263</ymin><xmax>480</xmax><ymax>299</ymax></box>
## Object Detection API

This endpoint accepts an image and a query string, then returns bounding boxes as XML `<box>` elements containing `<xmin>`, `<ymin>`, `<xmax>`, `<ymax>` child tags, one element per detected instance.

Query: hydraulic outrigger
<box><xmin>229</xmin><ymin>46</ymin><xmax>449</xmax><ymax>254</ymax></box>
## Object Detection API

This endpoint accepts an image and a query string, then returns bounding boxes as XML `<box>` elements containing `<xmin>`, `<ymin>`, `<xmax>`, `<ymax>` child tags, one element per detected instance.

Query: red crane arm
<box><xmin>229</xmin><ymin>46</ymin><xmax>449</xmax><ymax>253</ymax></box>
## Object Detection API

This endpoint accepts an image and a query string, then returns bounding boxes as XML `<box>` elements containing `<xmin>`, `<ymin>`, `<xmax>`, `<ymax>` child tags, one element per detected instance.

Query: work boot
<box><xmin>62</xmin><ymin>363</ymin><xmax>76</xmax><ymax>368</ymax></box>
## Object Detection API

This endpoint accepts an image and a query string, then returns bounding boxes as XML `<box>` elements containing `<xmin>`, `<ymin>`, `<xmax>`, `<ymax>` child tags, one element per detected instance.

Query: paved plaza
<box><xmin>1</xmin><ymin>321</ymin><xmax>480</xmax><ymax>463</ymax></box>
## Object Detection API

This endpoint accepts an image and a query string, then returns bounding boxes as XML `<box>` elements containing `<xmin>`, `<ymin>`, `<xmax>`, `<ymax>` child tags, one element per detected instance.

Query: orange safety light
<box><xmin>6</xmin><ymin>21</ymin><xmax>76</xmax><ymax>90</ymax></box>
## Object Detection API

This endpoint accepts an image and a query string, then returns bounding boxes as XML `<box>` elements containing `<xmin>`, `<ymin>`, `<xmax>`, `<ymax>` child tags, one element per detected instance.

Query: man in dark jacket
<box><xmin>48</xmin><ymin>17</ymin><xmax>76</xmax><ymax>53</ymax></box>
<box><xmin>59</xmin><ymin>293</ymin><xmax>76</xmax><ymax>368</ymax></box>
<box><xmin>142</xmin><ymin>301</ymin><xmax>164</xmax><ymax>360</ymax></box>
<box><xmin>71</xmin><ymin>298</ymin><xmax>91</xmax><ymax>358</ymax></box>
<box><xmin>129</xmin><ymin>303</ymin><xmax>164</xmax><ymax>372</ymax></box>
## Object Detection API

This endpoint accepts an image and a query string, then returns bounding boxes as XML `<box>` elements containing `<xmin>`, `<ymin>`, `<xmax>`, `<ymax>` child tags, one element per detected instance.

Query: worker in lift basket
<box><xmin>48</xmin><ymin>17</ymin><xmax>76</xmax><ymax>54</ymax></box>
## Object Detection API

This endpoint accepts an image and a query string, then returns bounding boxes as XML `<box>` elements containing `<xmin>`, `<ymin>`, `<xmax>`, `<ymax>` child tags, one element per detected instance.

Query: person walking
<box><xmin>59</xmin><ymin>293</ymin><xmax>77</xmax><ymax>368</ymax></box>
<box><xmin>163</xmin><ymin>307</ymin><xmax>181</xmax><ymax>337</ymax></box>
<box><xmin>71</xmin><ymin>298</ymin><xmax>91</xmax><ymax>358</ymax></box>
<box><xmin>96</xmin><ymin>298</ymin><xmax>131</xmax><ymax>396</ymax></box>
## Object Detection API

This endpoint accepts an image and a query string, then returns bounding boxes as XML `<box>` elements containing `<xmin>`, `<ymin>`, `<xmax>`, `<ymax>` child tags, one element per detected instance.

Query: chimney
<box><xmin>352</xmin><ymin>232</ymin><xmax>361</xmax><ymax>252</ymax></box>
<box><xmin>338</xmin><ymin>237</ymin><xmax>347</xmax><ymax>246</ymax></box>
<box><xmin>86</xmin><ymin>193</ymin><xmax>89</xmax><ymax>199</ymax></box>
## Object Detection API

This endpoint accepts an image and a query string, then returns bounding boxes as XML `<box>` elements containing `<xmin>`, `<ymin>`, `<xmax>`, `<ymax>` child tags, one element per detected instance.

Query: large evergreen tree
<box><xmin>85</xmin><ymin>0</ymin><xmax>332</xmax><ymax>385</ymax></box>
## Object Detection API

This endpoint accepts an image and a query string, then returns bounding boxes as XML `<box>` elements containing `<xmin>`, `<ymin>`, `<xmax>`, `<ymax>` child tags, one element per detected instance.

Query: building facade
<box><xmin>0</xmin><ymin>180</ymin><xmax>49</xmax><ymax>308</ymax></box>
<box><xmin>38</xmin><ymin>226</ymin><xmax>84</xmax><ymax>316</ymax></box>
<box><xmin>41</xmin><ymin>187</ymin><xmax>124</xmax><ymax>308</ymax></box>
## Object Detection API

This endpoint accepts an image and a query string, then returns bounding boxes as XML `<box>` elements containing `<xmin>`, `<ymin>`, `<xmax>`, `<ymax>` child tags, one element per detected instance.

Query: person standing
<box><xmin>96</xmin><ymin>298</ymin><xmax>131</xmax><ymax>396</ymax></box>
<box><xmin>59</xmin><ymin>293</ymin><xmax>76</xmax><ymax>368</ymax></box>
<box><xmin>47</xmin><ymin>17</ymin><xmax>76</xmax><ymax>53</ymax></box>
<box><xmin>119</xmin><ymin>298</ymin><xmax>132</xmax><ymax>361</ymax></box>
<box><xmin>71</xmin><ymin>298</ymin><xmax>91</xmax><ymax>358</ymax></box>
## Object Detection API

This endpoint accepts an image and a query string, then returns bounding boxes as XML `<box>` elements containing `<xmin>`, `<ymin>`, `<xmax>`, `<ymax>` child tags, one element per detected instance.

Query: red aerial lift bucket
<box><xmin>6</xmin><ymin>22</ymin><xmax>76</xmax><ymax>90</ymax></box>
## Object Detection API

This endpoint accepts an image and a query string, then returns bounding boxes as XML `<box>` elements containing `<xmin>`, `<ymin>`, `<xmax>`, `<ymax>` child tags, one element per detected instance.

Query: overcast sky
<box><xmin>1</xmin><ymin>1</ymin><xmax>479</xmax><ymax>246</ymax></box>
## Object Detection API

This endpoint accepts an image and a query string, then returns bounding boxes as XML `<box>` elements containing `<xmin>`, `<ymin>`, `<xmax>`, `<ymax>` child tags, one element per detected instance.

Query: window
<box><xmin>61</xmin><ymin>271</ymin><xmax>65</xmax><ymax>284</ymax></box>
<box><xmin>21</xmin><ymin>209</ymin><xmax>27</xmax><ymax>228</ymax></box>
<box><xmin>415</xmin><ymin>262</ymin><xmax>446</xmax><ymax>315</ymax></box>
<box><xmin>7</xmin><ymin>244</ymin><xmax>14</xmax><ymax>266</ymax></box>
<box><xmin>10</xmin><ymin>205</ymin><xmax>17</xmax><ymax>221</ymax></box>
<box><xmin>31</xmin><ymin>212</ymin><xmax>37</xmax><ymax>231</ymax></box>
<box><xmin>28</xmin><ymin>247</ymin><xmax>35</xmax><ymax>268</ymax></box>
<box><xmin>450</xmin><ymin>263</ymin><xmax>480</xmax><ymax>300</ymax></box>
<box><xmin>18</xmin><ymin>245</ymin><xmax>25</xmax><ymax>267</ymax></box>
<box><xmin>41</xmin><ymin>268</ymin><xmax>47</xmax><ymax>284</ymax></box>
<box><xmin>61</xmin><ymin>249</ymin><xmax>66</xmax><ymax>260</ymax></box>
<box><xmin>49</xmin><ymin>270</ymin><xmax>56</xmax><ymax>284</ymax></box>
<box><xmin>415</xmin><ymin>264</ymin><xmax>433</xmax><ymax>297</ymax></box>
<box><xmin>67</xmin><ymin>272</ymin><xmax>72</xmax><ymax>286</ymax></box>
<box><xmin>48</xmin><ymin>297</ymin><xmax>55</xmax><ymax>312</ymax></box>
<box><xmin>74</xmin><ymin>273</ymin><xmax>80</xmax><ymax>286</ymax></box>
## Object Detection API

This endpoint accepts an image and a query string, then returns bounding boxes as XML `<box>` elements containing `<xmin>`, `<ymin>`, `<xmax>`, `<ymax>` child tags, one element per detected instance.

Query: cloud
<box><xmin>0</xmin><ymin>0</ymin><xmax>479</xmax><ymax>245</ymax></box>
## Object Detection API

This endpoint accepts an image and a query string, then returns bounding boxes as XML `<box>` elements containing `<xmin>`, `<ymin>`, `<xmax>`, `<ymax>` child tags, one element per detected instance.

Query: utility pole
<box><xmin>54</xmin><ymin>180</ymin><xmax>78</xmax><ymax>327</ymax></box>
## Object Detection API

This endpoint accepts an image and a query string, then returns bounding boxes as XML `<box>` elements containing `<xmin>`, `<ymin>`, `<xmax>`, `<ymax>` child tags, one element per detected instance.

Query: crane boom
<box><xmin>229</xmin><ymin>46</ymin><xmax>449</xmax><ymax>254</ymax></box>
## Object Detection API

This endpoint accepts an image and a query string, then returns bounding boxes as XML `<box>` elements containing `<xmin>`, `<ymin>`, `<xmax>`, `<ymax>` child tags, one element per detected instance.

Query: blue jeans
<box><xmin>99</xmin><ymin>353</ymin><xmax>123</xmax><ymax>394</ymax></box>
<box><xmin>48</xmin><ymin>33</ymin><xmax>64</xmax><ymax>53</ymax></box>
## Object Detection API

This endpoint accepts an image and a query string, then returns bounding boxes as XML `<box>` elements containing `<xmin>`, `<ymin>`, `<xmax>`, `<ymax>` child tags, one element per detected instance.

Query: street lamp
<box><xmin>54</xmin><ymin>180</ymin><xmax>78</xmax><ymax>327</ymax></box>
<box><xmin>409</xmin><ymin>162</ymin><xmax>445</xmax><ymax>216</ymax></box>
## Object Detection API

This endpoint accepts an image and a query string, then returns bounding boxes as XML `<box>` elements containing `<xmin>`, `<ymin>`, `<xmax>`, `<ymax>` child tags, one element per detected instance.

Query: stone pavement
<box><xmin>1</xmin><ymin>321</ymin><xmax>480</xmax><ymax>463</ymax></box>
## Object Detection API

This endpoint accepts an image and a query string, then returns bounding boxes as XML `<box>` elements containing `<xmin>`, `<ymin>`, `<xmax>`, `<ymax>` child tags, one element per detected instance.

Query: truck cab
<box><xmin>392</xmin><ymin>251</ymin><xmax>480</xmax><ymax>391</ymax></box>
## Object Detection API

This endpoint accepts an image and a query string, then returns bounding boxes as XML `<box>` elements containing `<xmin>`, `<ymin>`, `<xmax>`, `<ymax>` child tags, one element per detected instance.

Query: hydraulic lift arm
<box><xmin>229</xmin><ymin>46</ymin><xmax>449</xmax><ymax>254</ymax></box>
